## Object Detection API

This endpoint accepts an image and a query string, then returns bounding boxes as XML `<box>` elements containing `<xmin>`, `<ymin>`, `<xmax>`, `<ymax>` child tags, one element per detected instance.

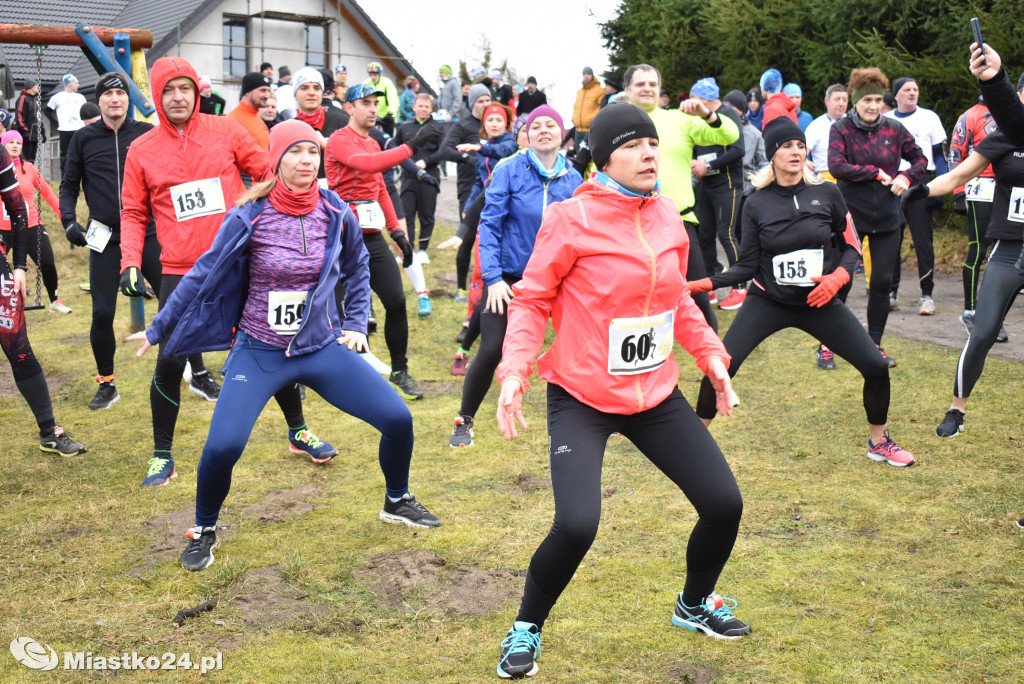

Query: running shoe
<box><xmin>816</xmin><ymin>344</ymin><xmax>836</xmax><ymax>370</ymax></box>
<box><xmin>418</xmin><ymin>293</ymin><xmax>432</xmax><ymax>317</ymax></box>
<box><xmin>855</xmin><ymin>260</ymin><xmax>865</xmax><ymax>274</ymax></box>
<box><xmin>368</xmin><ymin>309</ymin><xmax>377</xmax><ymax>334</ymax></box>
<box><xmin>416</xmin><ymin>249</ymin><xmax>430</xmax><ymax>264</ymax></box>
<box><xmin>389</xmin><ymin>369</ymin><xmax>423</xmax><ymax>400</ymax></box>
<box><xmin>88</xmin><ymin>381</ymin><xmax>120</xmax><ymax>410</ymax></box>
<box><xmin>959</xmin><ymin>311</ymin><xmax>975</xmax><ymax>336</ymax></box>
<box><xmin>450</xmin><ymin>415</ymin><xmax>474</xmax><ymax>447</ymax></box>
<box><xmin>936</xmin><ymin>409</ymin><xmax>965</xmax><ymax>438</ymax></box>
<box><xmin>379</xmin><ymin>492</ymin><xmax>441</xmax><ymax>528</ymax></box>
<box><xmin>142</xmin><ymin>455</ymin><xmax>177</xmax><ymax>487</ymax></box>
<box><xmin>876</xmin><ymin>345</ymin><xmax>896</xmax><ymax>368</ymax></box>
<box><xmin>78</xmin><ymin>282</ymin><xmax>91</xmax><ymax>292</ymax></box>
<box><xmin>454</xmin><ymin>289</ymin><xmax>469</xmax><ymax>303</ymax></box>
<box><xmin>39</xmin><ymin>426</ymin><xmax>86</xmax><ymax>455</ymax></box>
<box><xmin>47</xmin><ymin>299</ymin><xmax>72</xmax><ymax>314</ymax></box>
<box><xmin>181</xmin><ymin>526</ymin><xmax>218</xmax><ymax>572</ymax></box>
<box><xmin>718</xmin><ymin>288</ymin><xmax>746</xmax><ymax>310</ymax></box>
<box><xmin>451</xmin><ymin>351</ymin><xmax>469</xmax><ymax>376</ymax></box>
<box><xmin>1017</xmin><ymin>517</ymin><xmax>1024</xmax><ymax>530</ymax></box>
<box><xmin>189</xmin><ymin>371</ymin><xmax>221</xmax><ymax>401</ymax></box>
<box><xmin>867</xmin><ymin>432</ymin><xmax>915</xmax><ymax>466</ymax></box>
<box><xmin>672</xmin><ymin>592</ymin><xmax>751</xmax><ymax>639</ymax></box>
<box><xmin>289</xmin><ymin>428</ymin><xmax>338</xmax><ymax>463</ymax></box>
<box><xmin>497</xmin><ymin>621</ymin><xmax>541</xmax><ymax>679</ymax></box>
<box><xmin>919</xmin><ymin>295</ymin><xmax>936</xmax><ymax>315</ymax></box>
<box><xmin>707</xmin><ymin>290</ymin><xmax>718</xmax><ymax>305</ymax></box>
<box><xmin>143</xmin><ymin>285</ymin><xmax>156</xmax><ymax>300</ymax></box>
<box><xmin>889</xmin><ymin>294</ymin><xmax>900</xmax><ymax>311</ymax></box>
<box><xmin>996</xmin><ymin>323</ymin><xmax>1009</xmax><ymax>343</ymax></box>
<box><xmin>455</xmin><ymin>323</ymin><xmax>468</xmax><ymax>344</ymax></box>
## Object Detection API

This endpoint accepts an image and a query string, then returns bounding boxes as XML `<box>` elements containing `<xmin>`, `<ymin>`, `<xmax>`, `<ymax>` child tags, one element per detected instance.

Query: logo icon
<box><xmin>10</xmin><ymin>637</ymin><xmax>58</xmax><ymax>670</ymax></box>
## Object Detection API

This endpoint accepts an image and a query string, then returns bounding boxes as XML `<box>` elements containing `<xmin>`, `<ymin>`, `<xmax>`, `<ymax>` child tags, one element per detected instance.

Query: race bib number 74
<box><xmin>607</xmin><ymin>310</ymin><xmax>674</xmax><ymax>375</ymax></box>
<box><xmin>170</xmin><ymin>178</ymin><xmax>226</xmax><ymax>222</ymax></box>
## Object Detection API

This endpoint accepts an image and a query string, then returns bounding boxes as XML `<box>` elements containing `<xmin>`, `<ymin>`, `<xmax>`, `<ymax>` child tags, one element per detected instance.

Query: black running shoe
<box><xmin>497</xmin><ymin>621</ymin><xmax>541</xmax><ymax>679</ymax></box>
<box><xmin>960</xmin><ymin>312</ymin><xmax>975</xmax><ymax>336</ymax></box>
<box><xmin>816</xmin><ymin>344</ymin><xmax>836</xmax><ymax>370</ymax></box>
<box><xmin>936</xmin><ymin>409</ymin><xmax>965</xmax><ymax>437</ymax></box>
<box><xmin>389</xmin><ymin>369</ymin><xmax>423</xmax><ymax>400</ymax></box>
<box><xmin>450</xmin><ymin>415</ymin><xmax>474</xmax><ymax>447</ymax></box>
<box><xmin>181</xmin><ymin>526</ymin><xmax>218</xmax><ymax>572</ymax></box>
<box><xmin>455</xmin><ymin>324</ymin><xmax>468</xmax><ymax>345</ymax></box>
<box><xmin>189</xmin><ymin>371</ymin><xmax>221</xmax><ymax>401</ymax></box>
<box><xmin>876</xmin><ymin>345</ymin><xmax>896</xmax><ymax>368</ymax></box>
<box><xmin>672</xmin><ymin>592</ymin><xmax>751</xmax><ymax>639</ymax></box>
<box><xmin>996</xmin><ymin>324</ymin><xmax>1009</xmax><ymax>343</ymax></box>
<box><xmin>39</xmin><ymin>426</ymin><xmax>86</xmax><ymax>455</ymax></box>
<box><xmin>1017</xmin><ymin>518</ymin><xmax>1024</xmax><ymax>529</ymax></box>
<box><xmin>379</xmin><ymin>493</ymin><xmax>441</xmax><ymax>528</ymax></box>
<box><xmin>88</xmin><ymin>382</ymin><xmax>120</xmax><ymax>410</ymax></box>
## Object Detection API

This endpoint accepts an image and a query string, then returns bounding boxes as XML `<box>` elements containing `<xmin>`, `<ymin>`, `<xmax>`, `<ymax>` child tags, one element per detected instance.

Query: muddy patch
<box><xmin>226</xmin><ymin>566</ymin><xmax>328</xmax><ymax>630</ymax></box>
<box><xmin>667</xmin><ymin>664</ymin><xmax>719</xmax><ymax>683</ymax></box>
<box><xmin>0</xmin><ymin>369</ymin><xmax>70</xmax><ymax>398</ymax></box>
<box><xmin>418</xmin><ymin>380</ymin><xmax>461</xmax><ymax>397</ymax></box>
<box><xmin>434</xmin><ymin>270</ymin><xmax>458</xmax><ymax>287</ymax></box>
<box><xmin>125</xmin><ymin>505</ymin><xmax>196</xmax><ymax>576</ymax></box>
<box><xmin>353</xmin><ymin>550</ymin><xmax>520</xmax><ymax>616</ymax></box>
<box><xmin>512</xmin><ymin>473</ymin><xmax>549</xmax><ymax>494</ymax></box>
<box><xmin>239</xmin><ymin>484</ymin><xmax>321</xmax><ymax>524</ymax></box>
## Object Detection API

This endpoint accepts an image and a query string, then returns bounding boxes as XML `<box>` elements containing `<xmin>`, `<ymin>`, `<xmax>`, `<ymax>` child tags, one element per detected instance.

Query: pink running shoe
<box><xmin>867</xmin><ymin>432</ymin><xmax>915</xmax><ymax>467</ymax></box>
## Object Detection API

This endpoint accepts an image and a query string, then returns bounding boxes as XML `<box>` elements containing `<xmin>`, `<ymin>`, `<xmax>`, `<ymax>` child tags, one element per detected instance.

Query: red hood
<box><xmin>768</xmin><ymin>92</ymin><xmax>796</xmax><ymax>113</ymax></box>
<box><xmin>150</xmin><ymin>56</ymin><xmax>200</xmax><ymax>135</ymax></box>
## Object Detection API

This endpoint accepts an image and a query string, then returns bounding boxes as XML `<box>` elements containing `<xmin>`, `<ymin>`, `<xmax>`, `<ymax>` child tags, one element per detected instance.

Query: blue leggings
<box><xmin>194</xmin><ymin>331</ymin><xmax>414</xmax><ymax>526</ymax></box>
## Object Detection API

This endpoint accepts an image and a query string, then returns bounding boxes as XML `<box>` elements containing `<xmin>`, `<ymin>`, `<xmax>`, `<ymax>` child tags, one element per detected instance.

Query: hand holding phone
<box><xmin>971</xmin><ymin>17</ymin><xmax>986</xmax><ymax>65</ymax></box>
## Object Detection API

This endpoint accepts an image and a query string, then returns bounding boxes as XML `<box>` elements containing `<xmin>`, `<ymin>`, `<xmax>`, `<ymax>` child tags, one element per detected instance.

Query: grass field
<box><xmin>1</xmin><ymin>202</ymin><xmax>1022</xmax><ymax>683</ymax></box>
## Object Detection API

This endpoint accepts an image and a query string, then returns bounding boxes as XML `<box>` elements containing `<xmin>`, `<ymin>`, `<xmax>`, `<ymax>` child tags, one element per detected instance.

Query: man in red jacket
<box><xmin>120</xmin><ymin>56</ymin><xmax>335</xmax><ymax>487</ymax></box>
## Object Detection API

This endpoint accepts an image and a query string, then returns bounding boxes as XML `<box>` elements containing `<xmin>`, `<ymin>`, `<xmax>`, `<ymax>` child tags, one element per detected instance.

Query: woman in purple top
<box><xmin>129</xmin><ymin>121</ymin><xmax>441</xmax><ymax>573</ymax></box>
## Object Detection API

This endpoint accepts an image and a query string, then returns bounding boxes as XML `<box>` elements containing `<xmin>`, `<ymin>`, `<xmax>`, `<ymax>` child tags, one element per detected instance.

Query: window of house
<box><xmin>305</xmin><ymin>24</ymin><xmax>326</xmax><ymax>69</ymax></box>
<box><xmin>223</xmin><ymin>16</ymin><xmax>248</xmax><ymax>79</ymax></box>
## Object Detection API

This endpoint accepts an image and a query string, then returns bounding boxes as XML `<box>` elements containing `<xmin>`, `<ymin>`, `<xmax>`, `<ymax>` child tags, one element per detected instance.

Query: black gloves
<box><xmin>407</xmin><ymin>124</ymin><xmax>441</xmax><ymax>154</ymax></box>
<box><xmin>65</xmin><ymin>221</ymin><xmax>88</xmax><ymax>247</ymax></box>
<box><xmin>391</xmin><ymin>230</ymin><xmax>415</xmax><ymax>268</ymax></box>
<box><xmin>902</xmin><ymin>183</ymin><xmax>930</xmax><ymax>205</ymax></box>
<box><xmin>119</xmin><ymin>267</ymin><xmax>146</xmax><ymax>297</ymax></box>
<box><xmin>417</xmin><ymin>170</ymin><xmax>440</xmax><ymax>189</ymax></box>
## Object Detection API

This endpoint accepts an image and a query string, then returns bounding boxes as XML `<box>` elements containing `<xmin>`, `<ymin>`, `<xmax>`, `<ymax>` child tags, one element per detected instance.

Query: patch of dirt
<box><xmin>353</xmin><ymin>550</ymin><xmax>520</xmax><ymax>616</ymax></box>
<box><xmin>239</xmin><ymin>484</ymin><xmax>321</xmax><ymax>524</ymax></box>
<box><xmin>227</xmin><ymin>566</ymin><xmax>328</xmax><ymax>630</ymax></box>
<box><xmin>667</xmin><ymin>664</ymin><xmax>719</xmax><ymax>683</ymax></box>
<box><xmin>434</xmin><ymin>270</ymin><xmax>458</xmax><ymax>287</ymax></box>
<box><xmin>418</xmin><ymin>380</ymin><xmax>460</xmax><ymax>397</ymax></box>
<box><xmin>125</xmin><ymin>505</ymin><xmax>196</xmax><ymax>577</ymax></box>
<box><xmin>512</xmin><ymin>473</ymin><xmax>549</xmax><ymax>494</ymax></box>
<box><xmin>0</xmin><ymin>369</ymin><xmax>70</xmax><ymax>398</ymax></box>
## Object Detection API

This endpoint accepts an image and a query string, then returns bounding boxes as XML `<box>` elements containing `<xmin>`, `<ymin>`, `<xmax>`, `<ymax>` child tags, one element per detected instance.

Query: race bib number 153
<box><xmin>170</xmin><ymin>178</ymin><xmax>226</xmax><ymax>222</ymax></box>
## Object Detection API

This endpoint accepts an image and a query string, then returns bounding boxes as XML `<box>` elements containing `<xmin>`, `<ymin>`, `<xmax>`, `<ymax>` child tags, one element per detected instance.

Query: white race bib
<box><xmin>1008</xmin><ymin>187</ymin><xmax>1024</xmax><ymax>223</ymax></box>
<box><xmin>772</xmin><ymin>249</ymin><xmax>823</xmax><ymax>286</ymax></box>
<box><xmin>86</xmin><ymin>219</ymin><xmax>112</xmax><ymax>253</ymax></box>
<box><xmin>1</xmin><ymin>201</ymin><xmax>30</xmax><ymax>222</ymax></box>
<box><xmin>607</xmin><ymin>310</ymin><xmax>674</xmax><ymax>376</ymax></box>
<box><xmin>697</xmin><ymin>152</ymin><xmax>720</xmax><ymax>176</ymax></box>
<box><xmin>267</xmin><ymin>290</ymin><xmax>308</xmax><ymax>335</ymax></box>
<box><xmin>169</xmin><ymin>178</ymin><xmax>226</xmax><ymax>222</ymax></box>
<box><xmin>964</xmin><ymin>177</ymin><xmax>995</xmax><ymax>203</ymax></box>
<box><xmin>354</xmin><ymin>201</ymin><xmax>385</xmax><ymax>229</ymax></box>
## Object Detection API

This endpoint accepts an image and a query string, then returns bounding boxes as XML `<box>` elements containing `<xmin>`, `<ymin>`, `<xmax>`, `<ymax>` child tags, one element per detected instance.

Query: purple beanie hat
<box><xmin>524</xmin><ymin>104</ymin><xmax>564</xmax><ymax>140</ymax></box>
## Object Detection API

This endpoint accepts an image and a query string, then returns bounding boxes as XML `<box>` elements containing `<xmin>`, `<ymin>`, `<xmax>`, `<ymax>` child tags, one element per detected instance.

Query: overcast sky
<box><xmin>365</xmin><ymin>0</ymin><xmax>624</xmax><ymax>117</ymax></box>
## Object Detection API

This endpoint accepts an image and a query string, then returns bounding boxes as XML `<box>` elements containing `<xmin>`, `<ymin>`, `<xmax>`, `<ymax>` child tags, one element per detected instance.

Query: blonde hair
<box><xmin>750</xmin><ymin>159</ymin><xmax>822</xmax><ymax>190</ymax></box>
<box><xmin>235</xmin><ymin>177</ymin><xmax>277</xmax><ymax>206</ymax></box>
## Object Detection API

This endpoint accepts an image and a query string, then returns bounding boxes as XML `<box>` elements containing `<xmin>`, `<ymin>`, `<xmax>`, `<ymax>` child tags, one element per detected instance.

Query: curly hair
<box><xmin>848</xmin><ymin>67</ymin><xmax>889</xmax><ymax>93</ymax></box>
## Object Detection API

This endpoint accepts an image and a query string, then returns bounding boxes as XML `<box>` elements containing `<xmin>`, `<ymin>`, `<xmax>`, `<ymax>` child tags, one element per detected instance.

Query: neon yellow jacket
<box><xmin>363</xmin><ymin>75</ymin><xmax>399</xmax><ymax>119</ymax></box>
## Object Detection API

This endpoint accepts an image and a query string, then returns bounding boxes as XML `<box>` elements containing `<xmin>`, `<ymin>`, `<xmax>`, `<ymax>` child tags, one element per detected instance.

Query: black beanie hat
<box><xmin>588</xmin><ymin>103</ymin><xmax>658</xmax><ymax>169</ymax></box>
<box><xmin>79</xmin><ymin>102</ymin><xmax>101</xmax><ymax>120</ymax></box>
<box><xmin>762</xmin><ymin>117</ymin><xmax>805</xmax><ymax>159</ymax></box>
<box><xmin>318</xmin><ymin>68</ymin><xmax>335</xmax><ymax>92</ymax></box>
<box><xmin>241</xmin><ymin>72</ymin><xmax>272</xmax><ymax>97</ymax></box>
<box><xmin>892</xmin><ymin>76</ymin><xmax>916</xmax><ymax>95</ymax></box>
<box><xmin>722</xmin><ymin>89</ymin><xmax>747</xmax><ymax>114</ymax></box>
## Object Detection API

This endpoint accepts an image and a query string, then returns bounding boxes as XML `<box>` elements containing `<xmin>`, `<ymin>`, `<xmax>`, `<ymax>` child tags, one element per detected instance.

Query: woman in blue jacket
<box><xmin>129</xmin><ymin>121</ymin><xmax>441</xmax><ymax>572</ymax></box>
<box><xmin>448</xmin><ymin>105</ymin><xmax>583</xmax><ymax>448</ymax></box>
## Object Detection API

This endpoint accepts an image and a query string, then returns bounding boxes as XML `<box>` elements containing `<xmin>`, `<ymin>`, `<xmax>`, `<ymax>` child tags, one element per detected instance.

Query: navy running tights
<box><xmin>194</xmin><ymin>332</ymin><xmax>414</xmax><ymax>526</ymax></box>
<box><xmin>515</xmin><ymin>385</ymin><xmax>742</xmax><ymax>629</ymax></box>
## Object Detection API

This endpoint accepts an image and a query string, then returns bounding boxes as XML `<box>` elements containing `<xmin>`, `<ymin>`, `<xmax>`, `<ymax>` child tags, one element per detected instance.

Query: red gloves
<box><xmin>687</xmin><ymin>278</ymin><xmax>713</xmax><ymax>295</ymax></box>
<box><xmin>807</xmin><ymin>267</ymin><xmax>850</xmax><ymax>308</ymax></box>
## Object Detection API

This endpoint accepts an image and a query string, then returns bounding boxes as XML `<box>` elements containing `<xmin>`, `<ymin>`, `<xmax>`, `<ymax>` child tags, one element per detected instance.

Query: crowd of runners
<box><xmin>0</xmin><ymin>36</ymin><xmax>1021</xmax><ymax>679</ymax></box>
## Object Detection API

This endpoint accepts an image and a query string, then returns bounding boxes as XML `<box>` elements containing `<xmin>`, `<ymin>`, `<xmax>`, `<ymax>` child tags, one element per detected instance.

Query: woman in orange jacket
<box><xmin>1</xmin><ymin>130</ymin><xmax>68</xmax><ymax>313</ymax></box>
<box><xmin>492</xmin><ymin>104</ymin><xmax>749</xmax><ymax>680</ymax></box>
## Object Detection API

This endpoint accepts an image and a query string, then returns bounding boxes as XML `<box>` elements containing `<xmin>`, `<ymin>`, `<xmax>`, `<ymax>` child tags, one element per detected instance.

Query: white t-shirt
<box><xmin>885</xmin><ymin>107</ymin><xmax>946</xmax><ymax>171</ymax></box>
<box><xmin>804</xmin><ymin>113</ymin><xmax>839</xmax><ymax>174</ymax></box>
<box><xmin>47</xmin><ymin>91</ymin><xmax>87</xmax><ymax>131</ymax></box>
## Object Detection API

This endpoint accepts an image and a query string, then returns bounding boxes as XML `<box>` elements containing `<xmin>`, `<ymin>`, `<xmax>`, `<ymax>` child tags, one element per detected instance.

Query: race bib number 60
<box><xmin>170</xmin><ymin>178</ymin><xmax>226</xmax><ymax>222</ymax></box>
<box><xmin>268</xmin><ymin>291</ymin><xmax>308</xmax><ymax>335</ymax></box>
<box><xmin>607</xmin><ymin>310</ymin><xmax>674</xmax><ymax>375</ymax></box>
<box><xmin>772</xmin><ymin>248</ymin><xmax>823</xmax><ymax>287</ymax></box>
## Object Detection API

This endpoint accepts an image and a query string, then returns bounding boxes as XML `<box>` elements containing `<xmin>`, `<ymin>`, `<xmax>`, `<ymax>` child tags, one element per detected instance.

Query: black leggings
<box><xmin>515</xmin><ymin>384</ymin><xmax>743</xmax><ymax>629</ymax></box>
<box><xmin>13</xmin><ymin>225</ymin><xmax>59</xmax><ymax>302</ymax></box>
<box><xmin>151</xmin><ymin>273</ymin><xmax>305</xmax><ymax>454</ymax></box>
<box><xmin>683</xmin><ymin>220</ymin><xmax>718</xmax><ymax>332</ymax></box>
<box><xmin>891</xmin><ymin>193</ymin><xmax>936</xmax><ymax>298</ymax></box>
<box><xmin>363</xmin><ymin>230</ymin><xmax>409</xmax><ymax>371</ymax></box>
<box><xmin>401</xmin><ymin>173</ymin><xmax>439</xmax><ymax>250</ymax></box>
<box><xmin>838</xmin><ymin>229</ymin><xmax>900</xmax><ymax>345</ymax></box>
<box><xmin>696</xmin><ymin>294</ymin><xmax>890</xmax><ymax>425</ymax></box>
<box><xmin>696</xmin><ymin>183</ymin><xmax>742</xmax><ymax>278</ymax></box>
<box><xmin>90</xmin><ymin>235</ymin><xmax>162</xmax><ymax>377</ymax></box>
<box><xmin>954</xmin><ymin>240</ymin><xmax>1023</xmax><ymax>398</ymax></box>
<box><xmin>456</xmin><ymin>194</ymin><xmax>485</xmax><ymax>291</ymax></box>
<box><xmin>962</xmin><ymin>201</ymin><xmax>993</xmax><ymax>311</ymax></box>
<box><xmin>458</xmin><ymin>274</ymin><xmax>514</xmax><ymax>417</ymax></box>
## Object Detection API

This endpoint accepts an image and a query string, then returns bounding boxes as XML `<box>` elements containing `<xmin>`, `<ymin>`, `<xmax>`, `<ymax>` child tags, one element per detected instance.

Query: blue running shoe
<box><xmin>454</xmin><ymin>289</ymin><xmax>469</xmax><ymax>303</ymax></box>
<box><xmin>142</xmin><ymin>455</ymin><xmax>177</xmax><ymax>487</ymax></box>
<box><xmin>418</xmin><ymin>293</ymin><xmax>432</xmax><ymax>317</ymax></box>
<box><xmin>289</xmin><ymin>428</ymin><xmax>337</xmax><ymax>463</ymax></box>
<box><xmin>497</xmin><ymin>621</ymin><xmax>541</xmax><ymax>678</ymax></box>
<box><xmin>672</xmin><ymin>592</ymin><xmax>751</xmax><ymax>639</ymax></box>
